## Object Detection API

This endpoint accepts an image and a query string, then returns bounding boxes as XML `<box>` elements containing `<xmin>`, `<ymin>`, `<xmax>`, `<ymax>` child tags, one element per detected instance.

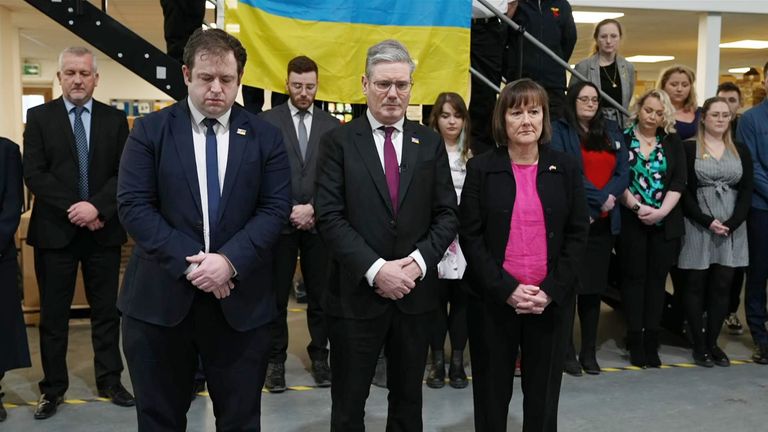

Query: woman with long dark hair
<box><xmin>550</xmin><ymin>81</ymin><xmax>628</xmax><ymax>375</ymax></box>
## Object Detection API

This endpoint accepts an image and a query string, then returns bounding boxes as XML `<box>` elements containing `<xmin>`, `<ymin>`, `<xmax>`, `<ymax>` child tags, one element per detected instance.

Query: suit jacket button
<box><xmin>389</xmin><ymin>220</ymin><xmax>396</xmax><ymax>228</ymax></box>
<box><xmin>548</xmin><ymin>232</ymin><xmax>554</xmax><ymax>239</ymax></box>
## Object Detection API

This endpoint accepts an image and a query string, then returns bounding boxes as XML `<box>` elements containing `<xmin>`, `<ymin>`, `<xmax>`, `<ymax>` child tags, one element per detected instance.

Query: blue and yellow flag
<box><xmin>225</xmin><ymin>0</ymin><xmax>471</xmax><ymax>104</ymax></box>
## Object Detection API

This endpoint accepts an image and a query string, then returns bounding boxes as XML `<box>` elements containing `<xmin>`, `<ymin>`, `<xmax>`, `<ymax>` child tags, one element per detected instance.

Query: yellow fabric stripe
<box><xmin>225</xmin><ymin>5</ymin><xmax>470</xmax><ymax>104</ymax></box>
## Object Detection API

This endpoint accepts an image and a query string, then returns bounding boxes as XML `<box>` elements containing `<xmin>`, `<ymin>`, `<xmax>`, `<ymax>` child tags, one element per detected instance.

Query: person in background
<box><xmin>678</xmin><ymin>96</ymin><xmax>753</xmax><ymax>367</ymax></box>
<box><xmin>716</xmin><ymin>81</ymin><xmax>747</xmax><ymax>336</ymax></box>
<box><xmin>258</xmin><ymin>55</ymin><xmax>340</xmax><ymax>392</ymax></box>
<box><xmin>737</xmin><ymin>60</ymin><xmax>768</xmax><ymax>365</ymax></box>
<box><xmin>550</xmin><ymin>81</ymin><xmax>629</xmax><ymax>376</ymax></box>
<box><xmin>425</xmin><ymin>92</ymin><xmax>472</xmax><ymax>389</ymax></box>
<box><xmin>0</xmin><ymin>137</ymin><xmax>30</xmax><ymax>423</ymax></box>
<box><xmin>505</xmin><ymin>0</ymin><xmax>577</xmax><ymax>119</ymax></box>
<box><xmin>572</xmin><ymin>18</ymin><xmax>636</xmax><ymax>128</ymax></box>
<box><xmin>460</xmin><ymin>78</ymin><xmax>588</xmax><ymax>431</ymax></box>
<box><xmin>619</xmin><ymin>89</ymin><xmax>686</xmax><ymax>368</ymax></box>
<box><xmin>657</xmin><ymin>65</ymin><xmax>700</xmax><ymax>140</ymax></box>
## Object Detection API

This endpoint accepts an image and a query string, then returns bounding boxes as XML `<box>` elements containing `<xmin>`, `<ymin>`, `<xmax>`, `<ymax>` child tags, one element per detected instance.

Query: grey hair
<box><xmin>365</xmin><ymin>39</ymin><xmax>415</xmax><ymax>78</ymax></box>
<box><xmin>58</xmin><ymin>47</ymin><xmax>98</xmax><ymax>72</ymax></box>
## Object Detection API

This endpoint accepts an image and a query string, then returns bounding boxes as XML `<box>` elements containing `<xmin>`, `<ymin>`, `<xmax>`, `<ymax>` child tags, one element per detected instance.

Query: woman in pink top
<box><xmin>460</xmin><ymin>79</ymin><xmax>589</xmax><ymax>432</ymax></box>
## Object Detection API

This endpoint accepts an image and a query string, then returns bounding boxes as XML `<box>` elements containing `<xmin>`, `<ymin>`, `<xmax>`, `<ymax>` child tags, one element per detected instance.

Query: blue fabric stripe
<box><xmin>237</xmin><ymin>0</ymin><xmax>471</xmax><ymax>28</ymax></box>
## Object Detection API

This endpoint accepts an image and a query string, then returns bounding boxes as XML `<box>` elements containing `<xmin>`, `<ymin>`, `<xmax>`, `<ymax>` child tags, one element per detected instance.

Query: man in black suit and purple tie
<box><xmin>315</xmin><ymin>39</ymin><xmax>458</xmax><ymax>431</ymax></box>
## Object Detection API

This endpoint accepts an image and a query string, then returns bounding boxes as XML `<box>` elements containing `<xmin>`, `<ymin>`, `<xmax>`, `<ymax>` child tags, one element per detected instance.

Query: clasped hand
<box><xmin>637</xmin><ymin>204</ymin><xmax>665</xmax><ymax>226</ymax></box>
<box><xmin>186</xmin><ymin>253</ymin><xmax>235</xmax><ymax>299</ymax></box>
<box><xmin>67</xmin><ymin>201</ymin><xmax>103</xmax><ymax>231</ymax></box>
<box><xmin>373</xmin><ymin>257</ymin><xmax>422</xmax><ymax>300</ymax></box>
<box><xmin>709</xmin><ymin>219</ymin><xmax>730</xmax><ymax>236</ymax></box>
<box><xmin>507</xmin><ymin>284</ymin><xmax>551</xmax><ymax>314</ymax></box>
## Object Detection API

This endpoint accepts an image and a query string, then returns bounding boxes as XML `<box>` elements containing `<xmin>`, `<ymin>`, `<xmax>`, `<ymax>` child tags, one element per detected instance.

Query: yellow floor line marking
<box><xmin>64</xmin><ymin>399</ymin><xmax>88</xmax><ymax>404</ymax></box>
<box><xmin>287</xmin><ymin>308</ymin><xmax>305</xmax><ymax>313</ymax></box>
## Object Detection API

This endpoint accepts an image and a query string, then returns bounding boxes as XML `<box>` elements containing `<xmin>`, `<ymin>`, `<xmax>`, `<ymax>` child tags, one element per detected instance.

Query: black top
<box><xmin>599</xmin><ymin>62</ymin><xmax>623</xmax><ymax>106</ymax></box>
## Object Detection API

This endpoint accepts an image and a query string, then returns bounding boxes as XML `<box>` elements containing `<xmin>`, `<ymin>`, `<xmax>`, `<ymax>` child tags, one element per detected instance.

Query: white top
<box><xmin>472</xmin><ymin>0</ymin><xmax>511</xmax><ymax>18</ymax></box>
<box><xmin>287</xmin><ymin>99</ymin><xmax>314</xmax><ymax>140</ymax></box>
<box><xmin>188</xmin><ymin>99</ymin><xmax>231</xmax><ymax>253</ymax></box>
<box><xmin>363</xmin><ymin>109</ymin><xmax>427</xmax><ymax>287</ymax></box>
<box><xmin>447</xmin><ymin>149</ymin><xmax>467</xmax><ymax>204</ymax></box>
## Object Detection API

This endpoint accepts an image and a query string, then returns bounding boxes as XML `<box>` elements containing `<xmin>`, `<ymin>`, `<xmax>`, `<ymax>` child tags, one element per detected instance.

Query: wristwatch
<box><xmin>631</xmin><ymin>202</ymin><xmax>641</xmax><ymax>213</ymax></box>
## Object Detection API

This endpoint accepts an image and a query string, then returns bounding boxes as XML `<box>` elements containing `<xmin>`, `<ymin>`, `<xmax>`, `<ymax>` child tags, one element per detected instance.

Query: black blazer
<box><xmin>681</xmin><ymin>139</ymin><xmax>753</xmax><ymax>231</ymax></box>
<box><xmin>0</xmin><ymin>138</ymin><xmax>23</xmax><ymax>262</ymax></box>
<box><xmin>623</xmin><ymin>128</ymin><xmax>687</xmax><ymax>240</ymax></box>
<box><xmin>117</xmin><ymin>101</ymin><xmax>292</xmax><ymax>331</ymax></box>
<box><xmin>23</xmin><ymin>97</ymin><xmax>128</xmax><ymax>248</ymax></box>
<box><xmin>459</xmin><ymin>145</ymin><xmax>589</xmax><ymax>306</ymax></box>
<box><xmin>315</xmin><ymin>116</ymin><xmax>459</xmax><ymax>319</ymax></box>
<box><xmin>258</xmin><ymin>103</ymin><xmax>340</xmax><ymax>233</ymax></box>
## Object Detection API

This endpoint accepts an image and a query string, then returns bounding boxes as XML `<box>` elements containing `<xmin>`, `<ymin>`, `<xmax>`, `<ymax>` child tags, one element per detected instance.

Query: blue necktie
<box><xmin>203</xmin><ymin>118</ymin><xmax>220</xmax><ymax>237</ymax></box>
<box><xmin>72</xmin><ymin>106</ymin><xmax>89</xmax><ymax>200</ymax></box>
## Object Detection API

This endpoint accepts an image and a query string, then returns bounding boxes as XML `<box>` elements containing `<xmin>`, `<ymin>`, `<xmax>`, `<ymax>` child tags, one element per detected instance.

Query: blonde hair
<box><xmin>656</xmin><ymin>65</ymin><xmax>697</xmax><ymax>112</ymax></box>
<box><xmin>628</xmin><ymin>89</ymin><xmax>677</xmax><ymax>134</ymax></box>
<box><xmin>696</xmin><ymin>96</ymin><xmax>739</xmax><ymax>160</ymax></box>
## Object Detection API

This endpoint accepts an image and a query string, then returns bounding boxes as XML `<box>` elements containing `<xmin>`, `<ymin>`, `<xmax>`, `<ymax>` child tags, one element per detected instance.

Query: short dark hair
<box><xmin>716</xmin><ymin>81</ymin><xmax>741</xmax><ymax>99</ymax></box>
<box><xmin>492</xmin><ymin>79</ymin><xmax>551</xmax><ymax>146</ymax></box>
<box><xmin>287</xmin><ymin>56</ymin><xmax>318</xmax><ymax>77</ymax></box>
<box><xmin>183</xmin><ymin>28</ymin><xmax>247</xmax><ymax>76</ymax></box>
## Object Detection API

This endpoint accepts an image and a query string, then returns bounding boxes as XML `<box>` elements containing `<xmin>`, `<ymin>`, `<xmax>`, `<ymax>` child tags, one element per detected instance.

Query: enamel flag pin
<box><xmin>411</xmin><ymin>137</ymin><xmax>420</xmax><ymax>144</ymax></box>
<box><xmin>549</xmin><ymin>165</ymin><xmax>557</xmax><ymax>171</ymax></box>
<box><xmin>237</xmin><ymin>128</ymin><xmax>247</xmax><ymax>136</ymax></box>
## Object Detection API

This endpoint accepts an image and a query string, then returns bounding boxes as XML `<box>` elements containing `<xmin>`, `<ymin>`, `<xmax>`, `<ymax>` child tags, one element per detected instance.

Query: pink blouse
<box><xmin>503</xmin><ymin>163</ymin><xmax>548</xmax><ymax>286</ymax></box>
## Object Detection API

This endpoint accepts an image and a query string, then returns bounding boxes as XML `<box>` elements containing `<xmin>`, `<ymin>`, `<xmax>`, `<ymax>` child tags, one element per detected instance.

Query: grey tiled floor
<box><xmin>1</xmin><ymin>302</ymin><xmax>766</xmax><ymax>431</ymax></box>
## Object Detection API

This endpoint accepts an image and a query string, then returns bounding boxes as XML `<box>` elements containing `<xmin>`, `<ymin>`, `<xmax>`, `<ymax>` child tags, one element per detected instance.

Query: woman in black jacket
<box><xmin>460</xmin><ymin>79</ymin><xmax>588</xmax><ymax>432</ymax></box>
<box><xmin>619</xmin><ymin>89</ymin><xmax>686</xmax><ymax>368</ymax></box>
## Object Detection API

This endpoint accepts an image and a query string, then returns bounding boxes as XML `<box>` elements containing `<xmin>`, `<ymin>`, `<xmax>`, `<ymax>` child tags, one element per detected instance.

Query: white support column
<box><xmin>0</xmin><ymin>6</ymin><xmax>23</xmax><ymax>144</ymax></box>
<box><xmin>696</xmin><ymin>12</ymin><xmax>722</xmax><ymax>102</ymax></box>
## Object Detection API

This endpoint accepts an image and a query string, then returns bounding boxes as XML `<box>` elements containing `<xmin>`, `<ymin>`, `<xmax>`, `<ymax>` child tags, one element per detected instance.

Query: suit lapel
<box><xmin>218</xmin><ymin>105</ymin><xmax>247</xmax><ymax>223</ymax></box>
<box><xmin>172</xmin><ymin>102</ymin><xmax>203</xmax><ymax>217</ymax></box>
<box><xmin>54</xmin><ymin>98</ymin><xmax>80</xmax><ymax>166</ymax></box>
<box><xmin>278</xmin><ymin>105</ymin><xmax>303</xmax><ymax>166</ymax></box>
<box><xmin>87</xmin><ymin>102</ymin><xmax>100</xmax><ymax>166</ymax></box>
<box><xmin>352</xmin><ymin>118</ymin><xmax>394</xmax><ymax>216</ymax></box>
<box><xmin>397</xmin><ymin>121</ymin><xmax>418</xmax><ymax>212</ymax></box>
<box><xmin>304</xmin><ymin>111</ymin><xmax>324</xmax><ymax>164</ymax></box>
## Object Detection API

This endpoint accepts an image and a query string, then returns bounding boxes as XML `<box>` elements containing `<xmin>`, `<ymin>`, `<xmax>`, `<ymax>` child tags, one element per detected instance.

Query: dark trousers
<box><xmin>563</xmin><ymin>294</ymin><xmax>601</xmax><ymax>360</ymax></box>
<box><xmin>122</xmin><ymin>292</ymin><xmax>271</xmax><ymax>432</ymax></box>
<box><xmin>159</xmin><ymin>0</ymin><xmax>206</xmax><ymax>63</ymax></box>
<box><xmin>619</xmin><ymin>210</ymin><xmax>680</xmax><ymax>332</ymax></box>
<box><xmin>469</xmin><ymin>19</ymin><xmax>505</xmax><ymax>156</ymax></box>
<box><xmin>546</xmin><ymin>88</ymin><xmax>566</xmax><ymax>121</ymax></box>
<box><xmin>327</xmin><ymin>306</ymin><xmax>435</xmax><ymax>432</ymax></box>
<box><xmin>467</xmin><ymin>295</ymin><xmax>568</xmax><ymax>432</ymax></box>
<box><xmin>681</xmin><ymin>265</ymin><xmax>734</xmax><ymax>352</ymax></box>
<box><xmin>429</xmin><ymin>279</ymin><xmax>468</xmax><ymax>352</ymax></box>
<box><xmin>729</xmin><ymin>267</ymin><xmax>746</xmax><ymax>314</ymax></box>
<box><xmin>34</xmin><ymin>231</ymin><xmax>123</xmax><ymax>396</ymax></box>
<box><xmin>269</xmin><ymin>230</ymin><xmax>329</xmax><ymax>363</ymax></box>
<box><xmin>746</xmin><ymin>208</ymin><xmax>768</xmax><ymax>346</ymax></box>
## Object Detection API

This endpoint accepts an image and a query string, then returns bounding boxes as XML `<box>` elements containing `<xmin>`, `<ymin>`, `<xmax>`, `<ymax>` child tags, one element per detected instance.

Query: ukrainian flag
<box><xmin>225</xmin><ymin>0</ymin><xmax>471</xmax><ymax>104</ymax></box>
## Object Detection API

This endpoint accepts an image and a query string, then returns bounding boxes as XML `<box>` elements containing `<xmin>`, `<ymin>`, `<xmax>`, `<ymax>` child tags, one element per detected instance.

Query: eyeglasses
<box><xmin>288</xmin><ymin>82</ymin><xmax>316</xmax><ymax>92</ymax></box>
<box><xmin>372</xmin><ymin>80</ymin><xmax>413</xmax><ymax>93</ymax></box>
<box><xmin>576</xmin><ymin>96</ymin><xmax>599</xmax><ymax>104</ymax></box>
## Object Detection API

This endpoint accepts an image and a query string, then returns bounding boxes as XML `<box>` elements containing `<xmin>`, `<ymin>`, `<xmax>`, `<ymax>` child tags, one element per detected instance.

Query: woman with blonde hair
<box><xmin>425</xmin><ymin>92</ymin><xmax>472</xmax><ymax>389</ymax></box>
<box><xmin>678</xmin><ymin>96</ymin><xmax>753</xmax><ymax>367</ymax></box>
<box><xmin>657</xmin><ymin>65</ymin><xmax>700</xmax><ymax>140</ymax></box>
<box><xmin>619</xmin><ymin>89</ymin><xmax>686</xmax><ymax>368</ymax></box>
<box><xmin>572</xmin><ymin>18</ymin><xmax>636</xmax><ymax>127</ymax></box>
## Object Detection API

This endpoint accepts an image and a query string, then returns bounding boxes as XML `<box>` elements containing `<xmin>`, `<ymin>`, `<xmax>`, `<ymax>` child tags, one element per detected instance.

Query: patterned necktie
<box><xmin>72</xmin><ymin>106</ymin><xmax>89</xmax><ymax>200</ymax></box>
<box><xmin>380</xmin><ymin>126</ymin><xmax>400</xmax><ymax>216</ymax></box>
<box><xmin>297</xmin><ymin>110</ymin><xmax>308</xmax><ymax>161</ymax></box>
<box><xmin>203</xmin><ymin>118</ymin><xmax>221</xmax><ymax>236</ymax></box>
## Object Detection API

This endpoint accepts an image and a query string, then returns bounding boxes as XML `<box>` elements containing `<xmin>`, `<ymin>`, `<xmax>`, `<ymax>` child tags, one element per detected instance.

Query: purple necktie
<box><xmin>381</xmin><ymin>126</ymin><xmax>400</xmax><ymax>216</ymax></box>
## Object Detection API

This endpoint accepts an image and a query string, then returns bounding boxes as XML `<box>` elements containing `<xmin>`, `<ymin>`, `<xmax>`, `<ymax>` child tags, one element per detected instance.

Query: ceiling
<box><xmin>1</xmin><ymin>0</ymin><xmax>766</xmax><ymax>81</ymax></box>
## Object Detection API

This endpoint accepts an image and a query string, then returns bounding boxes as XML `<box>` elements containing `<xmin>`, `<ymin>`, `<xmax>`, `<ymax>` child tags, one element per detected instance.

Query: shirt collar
<box><xmin>288</xmin><ymin>99</ymin><xmax>314</xmax><ymax>117</ymax></box>
<box><xmin>187</xmin><ymin>97</ymin><xmax>232</xmax><ymax>129</ymax></box>
<box><xmin>366</xmin><ymin>109</ymin><xmax>404</xmax><ymax>133</ymax></box>
<box><xmin>63</xmin><ymin>97</ymin><xmax>93</xmax><ymax>114</ymax></box>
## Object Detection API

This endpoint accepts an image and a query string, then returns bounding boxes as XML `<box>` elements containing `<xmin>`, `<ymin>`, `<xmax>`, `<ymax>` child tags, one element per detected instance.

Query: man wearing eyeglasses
<box><xmin>258</xmin><ymin>56</ymin><xmax>340</xmax><ymax>392</ymax></box>
<box><xmin>315</xmin><ymin>39</ymin><xmax>458</xmax><ymax>431</ymax></box>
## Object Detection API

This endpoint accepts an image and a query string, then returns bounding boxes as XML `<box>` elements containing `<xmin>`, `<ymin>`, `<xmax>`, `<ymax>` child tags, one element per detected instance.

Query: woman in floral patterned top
<box><xmin>620</xmin><ymin>89</ymin><xmax>686</xmax><ymax>368</ymax></box>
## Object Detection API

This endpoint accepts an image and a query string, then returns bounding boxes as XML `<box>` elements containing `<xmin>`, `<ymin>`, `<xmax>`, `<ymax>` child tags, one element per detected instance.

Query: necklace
<box><xmin>601</xmin><ymin>63</ymin><xmax>619</xmax><ymax>88</ymax></box>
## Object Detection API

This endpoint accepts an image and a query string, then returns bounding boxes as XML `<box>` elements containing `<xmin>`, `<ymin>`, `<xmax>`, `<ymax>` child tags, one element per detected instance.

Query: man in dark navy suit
<box><xmin>117</xmin><ymin>28</ymin><xmax>291</xmax><ymax>431</ymax></box>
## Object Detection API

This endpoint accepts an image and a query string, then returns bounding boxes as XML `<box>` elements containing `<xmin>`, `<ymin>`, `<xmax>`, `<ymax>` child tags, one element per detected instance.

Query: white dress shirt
<box><xmin>363</xmin><ymin>110</ymin><xmax>427</xmax><ymax>286</ymax></box>
<box><xmin>287</xmin><ymin>99</ymin><xmax>313</xmax><ymax>140</ymax></box>
<box><xmin>63</xmin><ymin>97</ymin><xmax>93</xmax><ymax>148</ymax></box>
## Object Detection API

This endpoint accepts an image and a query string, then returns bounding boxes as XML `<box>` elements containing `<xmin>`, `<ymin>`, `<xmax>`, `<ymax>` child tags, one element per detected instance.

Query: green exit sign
<box><xmin>23</xmin><ymin>63</ymin><xmax>41</xmax><ymax>77</ymax></box>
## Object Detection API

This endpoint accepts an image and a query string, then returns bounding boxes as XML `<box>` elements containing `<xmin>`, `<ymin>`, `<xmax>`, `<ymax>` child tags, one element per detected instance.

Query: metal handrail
<box><xmin>475</xmin><ymin>0</ymin><xmax>630</xmax><ymax>117</ymax></box>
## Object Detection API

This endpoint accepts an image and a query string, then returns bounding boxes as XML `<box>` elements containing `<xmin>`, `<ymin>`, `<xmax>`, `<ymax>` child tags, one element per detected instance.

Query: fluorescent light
<box><xmin>728</xmin><ymin>67</ymin><xmax>751</xmax><ymax>74</ymax></box>
<box><xmin>625</xmin><ymin>55</ymin><xmax>675</xmax><ymax>63</ymax></box>
<box><xmin>720</xmin><ymin>40</ymin><xmax>768</xmax><ymax>49</ymax></box>
<box><xmin>205</xmin><ymin>1</ymin><xmax>215</xmax><ymax>9</ymax></box>
<box><xmin>572</xmin><ymin>11</ymin><xmax>624</xmax><ymax>24</ymax></box>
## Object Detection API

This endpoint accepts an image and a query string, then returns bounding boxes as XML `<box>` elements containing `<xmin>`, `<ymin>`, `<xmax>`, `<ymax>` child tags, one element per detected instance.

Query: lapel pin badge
<box><xmin>549</xmin><ymin>165</ymin><xmax>557</xmax><ymax>171</ymax></box>
<box><xmin>411</xmin><ymin>137</ymin><xmax>420</xmax><ymax>144</ymax></box>
<box><xmin>236</xmin><ymin>128</ymin><xmax>247</xmax><ymax>136</ymax></box>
